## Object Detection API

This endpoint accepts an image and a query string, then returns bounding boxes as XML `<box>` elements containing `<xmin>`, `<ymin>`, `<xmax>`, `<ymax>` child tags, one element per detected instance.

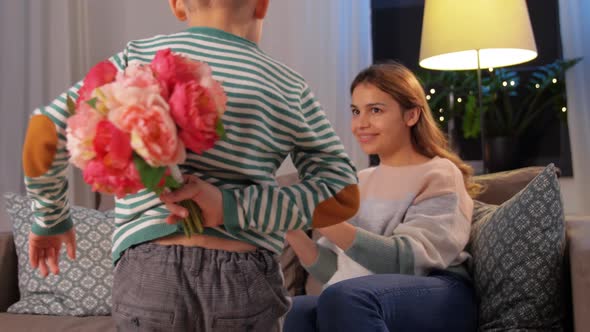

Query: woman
<box><xmin>284</xmin><ymin>62</ymin><xmax>480</xmax><ymax>332</ymax></box>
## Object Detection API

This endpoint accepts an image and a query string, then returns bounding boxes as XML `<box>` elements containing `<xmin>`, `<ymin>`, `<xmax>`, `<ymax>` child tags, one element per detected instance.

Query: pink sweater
<box><xmin>305</xmin><ymin>156</ymin><xmax>474</xmax><ymax>284</ymax></box>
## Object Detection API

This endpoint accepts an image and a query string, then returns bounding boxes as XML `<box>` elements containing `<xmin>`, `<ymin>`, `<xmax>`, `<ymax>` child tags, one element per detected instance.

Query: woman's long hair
<box><xmin>351</xmin><ymin>62</ymin><xmax>482</xmax><ymax>197</ymax></box>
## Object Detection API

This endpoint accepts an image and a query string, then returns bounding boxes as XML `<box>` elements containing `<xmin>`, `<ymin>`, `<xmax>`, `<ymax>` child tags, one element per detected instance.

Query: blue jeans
<box><xmin>284</xmin><ymin>271</ymin><xmax>477</xmax><ymax>332</ymax></box>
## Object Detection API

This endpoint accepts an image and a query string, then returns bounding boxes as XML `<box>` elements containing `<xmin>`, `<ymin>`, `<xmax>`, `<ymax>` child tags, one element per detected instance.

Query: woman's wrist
<box><xmin>317</xmin><ymin>222</ymin><xmax>357</xmax><ymax>251</ymax></box>
<box><xmin>285</xmin><ymin>230</ymin><xmax>318</xmax><ymax>266</ymax></box>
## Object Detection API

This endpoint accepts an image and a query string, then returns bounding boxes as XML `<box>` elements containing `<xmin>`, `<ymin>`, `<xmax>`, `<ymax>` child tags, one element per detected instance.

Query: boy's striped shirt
<box><xmin>25</xmin><ymin>27</ymin><xmax>359</xmax><ymax>263</ymax></box>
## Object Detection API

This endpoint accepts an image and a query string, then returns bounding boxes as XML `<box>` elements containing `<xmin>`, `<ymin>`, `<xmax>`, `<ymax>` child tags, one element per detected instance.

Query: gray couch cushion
<box><xmin>469</xmin><ymin>164</ymin><xmax>566</xmax><ymax>331</ymax></box>
<box><xmin>0</xmin><ymin>232</ymin><xmax>18</xmax><ymax>311</ymax></box>
<box><xmin>0</xmin><ymin>313</ymin><xmax>115</xmax><ymax>332</ymax></box>
<box><xmin>473</xmin><ymin>166</ymin><xmax>558</xmax><ymax>205</ymax></box>
<box><xmin>4</xmin><ymin>193</ymin><xmax>115</xmax><ymax>316</ymax></box>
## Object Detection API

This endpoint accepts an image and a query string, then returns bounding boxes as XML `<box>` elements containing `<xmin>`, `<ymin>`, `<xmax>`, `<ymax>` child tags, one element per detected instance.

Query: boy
<box><xmin>22</xmin><ymin>0</ymin><xmax>359</xmax><ymax>330</ymax></box>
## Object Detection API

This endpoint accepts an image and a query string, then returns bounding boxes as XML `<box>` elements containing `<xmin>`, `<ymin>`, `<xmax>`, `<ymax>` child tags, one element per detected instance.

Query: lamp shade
<box><xmin>419</xmin><ymin>0</ymin><xmax>538</xmax><ymax>70</ymax></box>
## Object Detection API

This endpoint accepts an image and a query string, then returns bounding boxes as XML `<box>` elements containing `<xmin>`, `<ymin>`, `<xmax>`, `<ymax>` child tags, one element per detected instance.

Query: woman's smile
<box><xmin>356</xmin><ymin>133</ymin><xmax>379</xmax><ymax>144</ymax></box>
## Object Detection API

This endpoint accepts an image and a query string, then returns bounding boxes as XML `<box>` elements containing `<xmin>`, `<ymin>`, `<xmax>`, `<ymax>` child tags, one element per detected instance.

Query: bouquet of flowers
<box><xmin>65</xmin><ymin>48</ymin><xmax>226</xmax><ymax>236</ymax></box>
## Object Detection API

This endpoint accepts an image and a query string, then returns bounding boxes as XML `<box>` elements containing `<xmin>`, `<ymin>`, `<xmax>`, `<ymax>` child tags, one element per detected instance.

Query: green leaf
<box><xmin>86</xmin><ymin>97</ymin><xmax>98</xmax><ymax>110</ymax></box>
<box><xmin>165</xmin><ymin>175</ymin><xmax>182</xmax><ymax>189</ymax></box>
<box><xmin>66</xmin><ymin>94</ymin><xmax>76</xmax><ymax>116</ymax></box>
<box><xmin>133</xmin><ymin>154</ymin><xmax>166</xmax><ymax>192</ymax></box>
<box><xmin>462</xmin><ymin>95</ymin><xmax>481</xmax><ymax>139</ymax></box>
<box><xmin>216</xmin><ymin>119</ymin><xmax>226</xmax><ymax>140</ymax></box>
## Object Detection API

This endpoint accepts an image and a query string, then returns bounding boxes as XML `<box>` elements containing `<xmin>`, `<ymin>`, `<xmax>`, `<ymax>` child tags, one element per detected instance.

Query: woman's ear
<box><xmin>168</xmin><ymin>0</ymin><xmax>188</xmax><ymax>21</ymax></box>
<box><xmin>404</xmin><ymin>107</ymin><xmax>421</xmax><ymax>127</ymax></box>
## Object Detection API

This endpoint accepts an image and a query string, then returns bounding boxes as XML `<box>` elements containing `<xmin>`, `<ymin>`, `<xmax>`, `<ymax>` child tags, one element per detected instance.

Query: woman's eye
<box><xmin>371</xmin><ymin>107</ymin><xmax>382</xmax><ymax>114</ymax></box>
<box><xmin>351</xmin><ymin>109</ymin><xmax>360</xmax><ymax>116</ymax></box>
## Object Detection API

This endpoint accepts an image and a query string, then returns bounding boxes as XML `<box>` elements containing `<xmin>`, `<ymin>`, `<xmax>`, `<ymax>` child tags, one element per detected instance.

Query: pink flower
<box><xmin>83</xmin><ymin>160</ymin><xmax>143</xmax><ymax>198</ymax></box>
<box><xmin>169</xmin><ymin>81</ymin><xmax>221</xmax><ymax>154</ymax></box>
<box><xmin>83</xmin><ymin>121</ymin><xmax>143</xmax><ymax>198</ymax></box>
<box><xmin>108</xmin><ymin>91</ymin><xmax>186</xmax><ymax>167</ymax></box>
<box><xmin>93</xmin><ymin>121</ymin><xmax>133</xmax><ymax>168</ymax></box>
<box><xmin>117</xmin><ymin>64</ymin><xmax>162</xmax><ymax>95</ymax></box>
<box><xmin>150</xmin><ymin>49</ymin><xmax>208</xmax><ymax>94</ymax></box>
<box><xmin>94</xmin><ymin>65</ymin><xmax>162</xmax><ymax>113</ymax></box>
<box><xmin>66</xmin><ymin>103</ymin><xmax>105</xmax><ymax>168</ymax></box>
<box><xmin>199</xmin><ymin>75</ymin><xmax>227</xmax><ymax>116</ymax></box>
<box><xmin>67</xmin><ymin>49</ymin><xmax>227</xmax><ymax>201</ymax></box>
<box><xmin>76</xmin><ymin>60</ymin><xmax>117</xmax><ymax>107</ymax></box>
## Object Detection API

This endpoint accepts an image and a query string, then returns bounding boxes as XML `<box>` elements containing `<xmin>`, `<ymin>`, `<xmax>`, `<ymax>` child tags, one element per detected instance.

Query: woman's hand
<box><xmin>285</xmin><ymin>230</ymin><xmax>319</xmax><ymax>266</ymax></box>
<box><xmin>317</xmin><ymin>222</ymin><xmax>357</xmax><ymax>251</ymax></box>
<box><xmin>159</xmin><ymin>175</ymin><xmax>224</xmax><ymax>228</ymax></box>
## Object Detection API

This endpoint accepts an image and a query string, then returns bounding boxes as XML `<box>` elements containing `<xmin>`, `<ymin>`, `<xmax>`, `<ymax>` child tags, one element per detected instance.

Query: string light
<box><xmin>562</xmin><ymin>107</ymin><xmax>567</xmax><ymax>113</ymax></box>
<box><xmin>510</xmin><ymin>81</ymin><xmax>516</xmax><ymax>86</ymax></box>
<box><xmin>426</xmin><ymin>95</ymin><xmax>431</xmax><ymax>100</ymax></box>
<box><xmin>535</xmin><ymin>84</ymin><xmax>540</xmax><ymax>89</ymax></box>
<box><xmin>552</xmin><ymin>78</ymin><xmax>557</xmax><ymax>84</ymax></box>
<box><xmin>439</xmin><ymin>116</ymin><xmax>445</xmax><ymax>122</ymax></box>
<box><xmin>488</xmin><ymin>68</ymin><xmax>494</xmax><ymax>72</ymax></box>
<box><xmin>502</xmin><ymin>81</ymin><xmax>508</xmax><ymax>87</ymax></box>
<box><xmin>439</xmin><ymin>108</ymin><xmax>444</xmax><ymax>113</ymax></box>
<box><xmin>457</xmin><ymin>97</ymin><xmax>462</xmax><ymax>103</ymax></box>
<box><xmin>430</xmin><ymin>88</ymin><xmax>436</xmax><ymax>94</ymax></box>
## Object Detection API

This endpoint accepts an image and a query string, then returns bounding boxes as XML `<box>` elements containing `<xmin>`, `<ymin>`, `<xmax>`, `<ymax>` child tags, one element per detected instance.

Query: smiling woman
<box><xmin>284</xmin><ymin>61</ymin><xmax>482</xmax><ymax>332</ymax></box>
<box><xmin>349</xmin><ymin>62</ymin><xmax>480</xmax><ymax>195</ymax></box>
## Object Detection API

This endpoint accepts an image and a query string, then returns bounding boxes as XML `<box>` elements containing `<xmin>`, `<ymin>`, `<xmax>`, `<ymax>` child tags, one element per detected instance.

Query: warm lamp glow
<box><xmin>419</xmin><ymin>0</ymin><xmax>538</xmax><ymax>70</ymax></box>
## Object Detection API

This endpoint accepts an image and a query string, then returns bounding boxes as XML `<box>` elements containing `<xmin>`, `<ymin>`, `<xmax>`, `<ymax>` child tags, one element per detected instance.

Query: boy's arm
<box><xmin>23</xmin><ymin>52</ymin><xmax>127</xmax><ymax>236</ymax></box>
<box><xmin>222</xmin><ymin>86</ymin><xmax>360</xmax><ymax>234</ymax></box>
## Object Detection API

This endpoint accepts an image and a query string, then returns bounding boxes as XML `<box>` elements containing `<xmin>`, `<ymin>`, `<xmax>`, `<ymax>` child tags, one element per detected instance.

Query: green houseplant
<box><xmin>482</xmin><ymin>58</ymin><xmax>581</xmax><ymax>138</ymax></box>
<box><xmin>418</xmin><ymin>57</ymin><xmax>582</xmax><ymax>171</ymax></box>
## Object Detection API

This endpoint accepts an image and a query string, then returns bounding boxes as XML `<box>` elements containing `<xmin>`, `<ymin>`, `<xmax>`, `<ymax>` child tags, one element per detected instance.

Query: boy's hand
<box><xmin>29</xmin><ymin>228</ymin><xmax>76</xmax><ymax>278</ymax></box>
<box><xmin>160</xmin><ymin>175</ymin><xmax>224</xmax><ymax>228</ymax></box>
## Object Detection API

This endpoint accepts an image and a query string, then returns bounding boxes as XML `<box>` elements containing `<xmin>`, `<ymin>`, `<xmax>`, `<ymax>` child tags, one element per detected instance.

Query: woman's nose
<box><xmin>358</xmin><ymin>113</ymin><xmax>370</xmax><ymax>128</ymax></box>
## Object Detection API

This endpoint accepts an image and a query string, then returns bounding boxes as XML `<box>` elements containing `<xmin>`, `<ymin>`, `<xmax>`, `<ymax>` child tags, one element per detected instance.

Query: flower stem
<box><xmin>181</xmin><ymin>218</ymin><xmax>190</xmax><ymax>237</ymax></box>
<box><xmin>169</xmin><ymin>165</ymin><xmax>204</xmax><ymax>237</ymax></box>
<box><xmin>179</xmin><ymin>200</ymin><xmax>204</xmax><ymax>236</ymax></box>
<box><xmin>186</xmin><ymin>201</ymin><xmax>204</xmax><ymax>234</ymax></box>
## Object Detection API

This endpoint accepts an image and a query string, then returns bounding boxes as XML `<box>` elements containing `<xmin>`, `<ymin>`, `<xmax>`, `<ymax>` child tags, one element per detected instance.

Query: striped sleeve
<box><xmin>25</xmin><ymin>52</ymin><xmax>127</xmax><ymax>236</ymax></box>
<box><xmin>222</xmin><ymin>85</ymin><xmax>360</xmax><ymax>234</ymax></box>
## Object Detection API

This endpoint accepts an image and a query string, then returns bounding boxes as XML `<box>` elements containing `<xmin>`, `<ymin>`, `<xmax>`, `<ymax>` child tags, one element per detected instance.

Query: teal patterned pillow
<box><xmin>4</xmin><ymin>192</ymin><xmax>114</xmax><ymax>316</ymax></box>
<box><xmin>469</xmin><ymin>164</ymin><xmax>566</xmax><ymax>331</ymax></box>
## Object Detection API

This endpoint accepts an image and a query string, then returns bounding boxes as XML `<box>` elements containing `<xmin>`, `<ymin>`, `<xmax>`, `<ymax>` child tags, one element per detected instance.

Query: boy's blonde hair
<box><xmin>351</xmin><ymin>62</ymin><xmax>483</xmax><ymax>198</ymax></box>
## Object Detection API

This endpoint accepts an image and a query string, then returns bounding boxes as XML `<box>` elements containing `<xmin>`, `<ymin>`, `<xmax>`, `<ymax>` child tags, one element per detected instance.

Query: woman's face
<box><xmin>350</xmin><ymin>83</ymin><xmax>414</xmax><ymax>158</ymax></box>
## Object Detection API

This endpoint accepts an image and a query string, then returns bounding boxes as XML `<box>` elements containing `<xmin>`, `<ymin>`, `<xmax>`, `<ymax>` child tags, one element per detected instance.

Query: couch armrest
<box><xmin>565</xmin><ymin>216</ymin><xmax>590</xmax><ymax>332</ymax></box>
<box><xmin>0</xmin><ymin>231</ymin><xmax>19</xmax><ymax>312</ymax></box>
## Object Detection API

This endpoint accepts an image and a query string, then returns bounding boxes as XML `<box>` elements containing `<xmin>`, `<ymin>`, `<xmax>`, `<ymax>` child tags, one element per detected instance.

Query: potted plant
<box><xmin>480</xmin><ymin>57</ymin><xmax>581</xmax><ymax>171</ymax></box>
<box><xmin>416</xmin><ymin>69</ymin><xmax>479</xmax><ymax>155</ymax></box>
<box><xmin>418</xmin><ymin>57</ymin><xmax>582</xmax><ymax>172</ymax></box>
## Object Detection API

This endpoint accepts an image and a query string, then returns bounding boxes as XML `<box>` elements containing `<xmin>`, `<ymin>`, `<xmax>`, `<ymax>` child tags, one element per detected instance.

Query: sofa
<box><xmin>1</xmin><ymin>166</ymin><xmax>589</xmax><ymax>331</ymax></box>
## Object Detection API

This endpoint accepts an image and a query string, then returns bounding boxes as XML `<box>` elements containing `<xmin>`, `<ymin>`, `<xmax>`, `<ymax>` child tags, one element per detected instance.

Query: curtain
<box><xmin>0</xmin><ymin>0</ymin><xmax>95</xmax><ymax>231</ymax></box>
<box><xmin>559</xmin><ymin>0</ymin><xmax>590</xmax><ymax>215</ymax></box>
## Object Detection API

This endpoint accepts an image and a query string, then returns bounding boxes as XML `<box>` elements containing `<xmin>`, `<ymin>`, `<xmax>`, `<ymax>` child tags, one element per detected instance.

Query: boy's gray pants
<box><xmin>112</xmin><ymin>242</ymin><xmax>291</xmax><ymax>331</ymax></box>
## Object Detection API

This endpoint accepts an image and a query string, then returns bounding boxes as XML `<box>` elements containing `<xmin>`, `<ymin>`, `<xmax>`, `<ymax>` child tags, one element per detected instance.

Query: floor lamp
<box><xmin>419</xmin><ymin>0</ymin><xmax>537</xmax><ymax>174</ymax></box>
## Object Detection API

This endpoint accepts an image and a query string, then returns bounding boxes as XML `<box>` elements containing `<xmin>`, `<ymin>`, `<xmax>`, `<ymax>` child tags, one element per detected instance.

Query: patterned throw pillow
<box><xmin>469</xmin><ymin>164</ymin><xmax>566</xmax><ymax>331</ymax></box>
<box><xmin>4</xmin><ymin>192</ymin><xmax>114</xmax><ymax>316</ymax></box>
